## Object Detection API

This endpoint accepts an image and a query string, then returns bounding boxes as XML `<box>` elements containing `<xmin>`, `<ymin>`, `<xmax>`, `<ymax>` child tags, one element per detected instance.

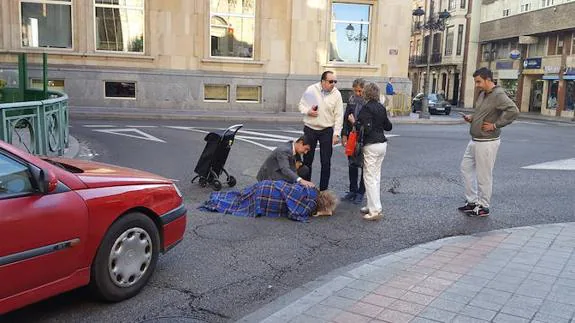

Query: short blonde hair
<box><xmin>363</xmin><ymin>82</ymin><xmax>380</xmax><ymax>102</ymax></box>
<box><xmin>315</xmin><ymin>190</ymin><xmax>339</xmax><ymax>216</ymax></box>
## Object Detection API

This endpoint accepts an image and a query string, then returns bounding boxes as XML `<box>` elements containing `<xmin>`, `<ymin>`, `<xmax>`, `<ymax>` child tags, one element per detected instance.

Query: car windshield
<box><xmin>428</xmin><ymin>94</ymin><xmax>445</xmax><ymax>101</ymax></box>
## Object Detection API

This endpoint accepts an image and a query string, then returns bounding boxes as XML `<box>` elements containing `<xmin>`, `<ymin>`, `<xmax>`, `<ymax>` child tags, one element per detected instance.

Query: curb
<box><xmin>452</xmin><ymin>107</ymin><xmax>574</xmax><ymax>124</ymax></box>
<box><xmin>63</xmin><ymin>135</ymin><xmax>80</xmax><ymax>159</ymax></box>
<box><xmin>69</xmin><ymin>111</ymin><xmax>466</xmax><ymax>125</ymax></box>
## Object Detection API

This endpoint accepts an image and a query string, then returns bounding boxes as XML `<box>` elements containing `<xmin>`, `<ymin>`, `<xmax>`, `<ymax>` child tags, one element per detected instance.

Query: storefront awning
<box><xmin>543</xmin><ymin>75</ymin><xmax>559</xmax><ymax>80</ymax></box>
<box><xmin>542</xmin><ymin>75</ymin><xmax>575</xmax><ymax>80</ymax></box>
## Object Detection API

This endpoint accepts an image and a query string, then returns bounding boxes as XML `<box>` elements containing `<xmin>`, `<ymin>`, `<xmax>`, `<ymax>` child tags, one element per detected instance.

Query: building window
<box><xmin>236</xmin><ymin>86</ymin><xmax>261</xmax><ymax>103</ymax></box>
<box><xmin>572</xmin><ymin>32</ymin><xmax>575</xmax><ymax>55</ymax></box>
<box><xmin>547</xmin><ymin>80</ymin><xmax>559</xmax><ymax>109</ymax></box>
<box><xmin>105</xmin><ymin>81</ymin><xmax>136</xmax><ymax>99</ymax></box>
<box><xmin>541</xmin><ymin>0</ymin><xmax>555</xmax><ymax>8</ymax></box>
<box><xmin>21</xmin><ymin>0</ymin><xmax>72</xmax><ymax>48</ymax></box>
<box><xmin>95</xmin><ymin>0</ymin><xmax>145</xmax><ymax>53</ymax></box>
<box><xmin>204</xmin><ymin>84</ymin><xmax>229</xmax><ymax>102</ymax></box>
<box><xmin>30</xmin><ymin>79</ymin><xmax>65</xmax><ymax>92</ymax></box>
<box><xmin>448</xmin><ymin>0</ymin><xmax>457</xmax><ymax>10</ymax></box>
<box><xmin>210</xmin><ymin>0</ymin><xmax>255</xmax><ymax>58</ymax></box>
<box><xmin>502</xmin><ymin>9</ymin><xmax>510</xmax><ymax>16</ymax></box>
<box><xmin>528</xmin><ymin>37</ymin><xmax>545</xmax><ymax>57</ymax></box>
<box><xmin>460</xmin><ymin>0</ymin><xmax>466</xmax><ymax>9</ymax></box>
<box><xmin>497</xmin><ymin>42</ymin><xmax>509</xmax><ymax>59</ymax></box>
<box><xmin>456</xmin><ymin>25</ymin><xmax>464</xmax><ymax>55</ymax></box>
<box><xmin>444</xmin><ymin>26</ymin><xmax>454</xmax><ymax>56</ymax></box>
<box><xmin>548</xmin><ymin>34</ymin><xmax>558</xmax><ymax>55</ymax></box>
<box><xmin>329</xmin><ymin>2</ymin><xmax>372</xmax><ymax>64</ymax></box>
<box><xmin>520</xmin><ymin>2</ymin><xmax>530</xmax><ymax>12</ymax></box>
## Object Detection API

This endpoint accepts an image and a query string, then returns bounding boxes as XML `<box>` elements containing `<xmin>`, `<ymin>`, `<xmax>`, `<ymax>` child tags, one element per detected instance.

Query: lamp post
<box><xmin>412</xmin><ymin>4</ymin><xmax>451</xmax><ymax>119</ymax></box>
<box><xmin>346</xmin><ymin>20</ymin><xmax>368</xmax><ymax>63</ymax></box>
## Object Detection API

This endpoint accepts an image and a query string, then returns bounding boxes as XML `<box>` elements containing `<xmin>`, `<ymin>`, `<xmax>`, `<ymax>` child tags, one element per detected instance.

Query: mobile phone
<box><xmin>457</xmin><ymin>111</ymin><xmax>467</xmax><ymax>116</ymax></box>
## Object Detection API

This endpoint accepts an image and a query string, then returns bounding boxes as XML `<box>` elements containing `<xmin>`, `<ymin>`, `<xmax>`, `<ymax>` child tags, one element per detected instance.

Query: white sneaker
<box><xmin>363</xmin><ymin>212</ymin><xmax>383</xmax><ymax>221</ymax></box>
<box><xmin>360</xmin><ymin>207</ymin><xmax>369</xmax><ymax>214</ymax></box>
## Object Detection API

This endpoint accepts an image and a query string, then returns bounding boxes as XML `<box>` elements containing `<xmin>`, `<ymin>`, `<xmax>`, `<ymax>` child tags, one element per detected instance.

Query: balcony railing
<box><xmin>0</xmin><ymin>88</ymin><xmax>69</xmax><ymax>156</ymax></box>
<box><xmin>409</xmin><ymin>53</ymin><xmax>443</xmax><ymax>66</ymax></box>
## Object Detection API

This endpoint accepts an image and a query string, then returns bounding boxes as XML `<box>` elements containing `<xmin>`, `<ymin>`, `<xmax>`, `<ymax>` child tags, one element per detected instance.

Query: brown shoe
<box><xmin>363</xmin><ymin>212</ymin><xmax>383</xmax><ymax>221</ymax></box>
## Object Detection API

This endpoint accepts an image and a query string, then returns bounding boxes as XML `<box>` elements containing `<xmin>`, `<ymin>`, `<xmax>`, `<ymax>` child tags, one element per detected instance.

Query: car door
<box><xmin>0</xmin><ymin>150</ymin><xmax>89</xmax><ymax>303</ymax></box>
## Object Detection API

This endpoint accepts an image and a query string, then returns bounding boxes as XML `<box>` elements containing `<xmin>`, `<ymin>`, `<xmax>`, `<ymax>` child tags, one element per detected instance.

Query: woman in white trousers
<box><xmin>357</xmin><ymin>83</ymin><xmax>393</xmax><ymax>220</ymax></box>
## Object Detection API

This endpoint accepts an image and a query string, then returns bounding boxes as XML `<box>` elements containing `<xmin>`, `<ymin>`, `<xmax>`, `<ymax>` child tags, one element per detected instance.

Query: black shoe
<box><xmin>352</xmin><ymin>194</ymin><xmax>364</xmax><ymax>205</ymax></box>
<box><xmin>469</xmin><ymin>206</ymin><xmax>490</xmax><ymax>217</ymax></box>
<box><xmin>458</xmin><ymin>202</ymin><xmax>477</xmax><ymax>213</ymax></box>
<box><xmin>341</xmin><ymin>192</ymin><xmax>356</xmax><ymax>201</ymax></box>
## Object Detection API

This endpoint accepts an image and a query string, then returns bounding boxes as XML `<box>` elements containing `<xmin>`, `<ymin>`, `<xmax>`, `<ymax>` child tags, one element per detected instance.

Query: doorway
<box><xmin>452</xmin><ymin>73</ymin><xmax>460</xmax><ymax>105</ymax></box>
<box><xmin>529</xmin><ymin>80</ymin><xmax>543</xmax><ymax>112</ymax></box>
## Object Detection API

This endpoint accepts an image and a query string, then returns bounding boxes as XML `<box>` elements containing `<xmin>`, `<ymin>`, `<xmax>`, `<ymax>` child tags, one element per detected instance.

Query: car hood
<box><xmin>45</xmin><ymin>157</ymin><xmax>173</xmax><ymax>188</ymax></box>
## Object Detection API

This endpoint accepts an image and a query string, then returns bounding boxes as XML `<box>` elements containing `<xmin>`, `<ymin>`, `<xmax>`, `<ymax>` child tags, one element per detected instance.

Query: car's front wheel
<box><xmin>90</xmin><ymin>212</ymin><xmax>160</xmax><ymax>302</ymax></box>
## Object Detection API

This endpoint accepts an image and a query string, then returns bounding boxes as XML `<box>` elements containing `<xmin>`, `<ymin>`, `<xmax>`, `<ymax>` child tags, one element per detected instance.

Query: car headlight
<box><xmin>172</xmin><ymin>183</ymin><xmax>182</xmax><ymax>198</ymax></box>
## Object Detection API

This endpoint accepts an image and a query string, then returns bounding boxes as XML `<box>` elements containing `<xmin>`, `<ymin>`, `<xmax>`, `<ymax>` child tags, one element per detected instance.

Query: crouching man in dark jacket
<box><xmin>257</xmin><ymin>136</ymin><xmax>315</xmax><ymax>188</ymax></box>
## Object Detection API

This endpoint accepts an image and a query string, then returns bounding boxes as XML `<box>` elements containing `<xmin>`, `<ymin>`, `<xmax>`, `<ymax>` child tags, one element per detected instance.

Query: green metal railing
<box><xmin>0</xmin><ymin>90</ymin><xmax>69</xmax><ymax>156</ymax></box>
<box><xmin>0</xmin><ymin>53</ymin><xmax>69</xmax><ymax>156</ymax></box>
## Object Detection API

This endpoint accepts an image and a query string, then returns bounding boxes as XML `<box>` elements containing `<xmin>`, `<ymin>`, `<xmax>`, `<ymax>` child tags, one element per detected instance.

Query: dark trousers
<box><xmin>349</xmin><ymin>162</ymin><xmax>365</xmax><ymax>195</ymax></box>
<box><xmin>303</xmin><ymin>126</ymin><xmax>333</xmax><ymax>191</ymax></box>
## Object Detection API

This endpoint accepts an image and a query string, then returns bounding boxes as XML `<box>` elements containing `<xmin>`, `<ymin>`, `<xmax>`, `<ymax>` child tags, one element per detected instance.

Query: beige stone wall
<box><xmin>0</xmin><ymin>0</ymin><xmax>410</xmax><ymax>79</ymax></box>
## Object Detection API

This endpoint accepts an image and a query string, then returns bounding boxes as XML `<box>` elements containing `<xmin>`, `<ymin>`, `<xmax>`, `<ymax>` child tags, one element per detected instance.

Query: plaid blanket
<box><xmin>198</xmin><ymin>180</ymin><xmax>318</xmax><ymax>222</ymax></box>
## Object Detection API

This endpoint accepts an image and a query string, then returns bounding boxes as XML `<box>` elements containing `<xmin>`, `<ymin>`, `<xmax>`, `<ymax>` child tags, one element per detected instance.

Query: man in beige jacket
<box><xmin>298</xmin><ymin>71</ymin><xmax>344</xmax><ymax>191</ymax></box>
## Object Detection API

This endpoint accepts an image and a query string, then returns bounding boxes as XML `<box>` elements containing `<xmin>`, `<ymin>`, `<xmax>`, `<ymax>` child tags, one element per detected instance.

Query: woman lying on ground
<box><xmin>198</xmin><ymin>180</ymin><xmax>339</xmax><ymax>222</ymax></box>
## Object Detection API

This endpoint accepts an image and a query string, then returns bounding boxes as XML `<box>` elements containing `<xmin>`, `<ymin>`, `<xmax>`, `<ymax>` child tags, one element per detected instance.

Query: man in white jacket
<box><xmin>298</xmin><ymin>71</ymin><xmax>344</xmax><ymax>191</ymax></box>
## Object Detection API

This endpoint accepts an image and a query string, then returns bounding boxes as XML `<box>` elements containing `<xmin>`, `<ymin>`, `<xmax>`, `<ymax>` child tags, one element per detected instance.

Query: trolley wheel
<box><xmin>212</xmin><ymin>180</ymin><xmax>222</xmax><ymax>191</ymax></box>
<box><xmin>227</xmin><ymin>176</ymin><xmax>237</xmax><ymax>188</ymax></box>
<box><xmin>199</xmin><ymin>177</ymin><xmax>208</xmax><ymax>188</ymax></box>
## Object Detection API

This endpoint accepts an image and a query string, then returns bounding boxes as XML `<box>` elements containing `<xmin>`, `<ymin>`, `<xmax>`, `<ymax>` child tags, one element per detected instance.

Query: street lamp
<box><xmin>345</xmin><ymin>20</ymin><xmax>368</xmax><ymax>63</ymax></box>
<box><xmin>412</xmin><ymin>4</ymin><xmax>451</xmax><ymax>119</ymax></box>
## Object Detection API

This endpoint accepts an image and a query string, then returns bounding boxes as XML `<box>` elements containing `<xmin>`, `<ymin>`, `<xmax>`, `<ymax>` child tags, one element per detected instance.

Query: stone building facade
<box><xmin>0</xmin><ymin>0</ymin><xmax>412</xmax><ymax>112</ymax></box>
<box><xmin>408</xmin><ymin>0</ymin><xmax>480</xmax><ymax>109</ymax></box>
<box><xmin>479</xmin><ymin>0</ymin><xmax>575</xmax><ymax>118</ymax></box>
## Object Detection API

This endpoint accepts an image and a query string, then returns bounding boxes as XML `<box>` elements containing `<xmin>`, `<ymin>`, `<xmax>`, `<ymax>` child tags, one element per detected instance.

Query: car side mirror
<box><xmin>38</xmin><ymin>169</ymin><xmax>58</xmax><ymax>193</ymax></box>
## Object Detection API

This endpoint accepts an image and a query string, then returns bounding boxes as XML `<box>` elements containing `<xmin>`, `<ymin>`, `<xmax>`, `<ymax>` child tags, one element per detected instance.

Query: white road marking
<box><xmin>236</xmin><ymin>135</ymin><xmax>296</xmax><ymax>143</ymax></box>
<box><xmin>522</xmin><ymin>158</ymin><xmax>575</xmax><ymax>171</ymax></box>
<box><xmin>93</xmin><ymin>128</ymin><xmax>166</xmax><ymax>143</ymax></box>
<box><xmin>163</xmin><ymin>126</ymin><xmax>399</xmax><ymax>152</ymax></box>
<box><xmin>126</xmin><ymin>125</ymin><xmax>158</xmax><ymax>128</ymax></box>
<box><xmin>84</xmin><ymin>125</ymin><xmax>116</xmax><ymax>128</ymax></box>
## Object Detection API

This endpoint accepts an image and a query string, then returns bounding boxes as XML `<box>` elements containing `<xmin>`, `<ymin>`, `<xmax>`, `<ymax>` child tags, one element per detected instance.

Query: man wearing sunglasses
<box><xmin>297</xmin><ymin>70</ymin><xmax>344</xmax><ymax>191</ymax></box>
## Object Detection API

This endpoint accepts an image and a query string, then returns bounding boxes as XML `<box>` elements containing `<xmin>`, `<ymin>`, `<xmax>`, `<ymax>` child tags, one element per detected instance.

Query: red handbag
<box><xmin>345</xmin><ymin>130</ymin><xmax>358</xmax><ymax>157</ymax></box>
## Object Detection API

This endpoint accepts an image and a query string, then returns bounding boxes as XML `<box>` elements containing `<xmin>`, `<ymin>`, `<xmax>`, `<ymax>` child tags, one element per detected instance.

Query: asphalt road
<box><xmin>3</xmin><ymin>118</ymin><xmax>574</xmax><ymax>323</ymax></box>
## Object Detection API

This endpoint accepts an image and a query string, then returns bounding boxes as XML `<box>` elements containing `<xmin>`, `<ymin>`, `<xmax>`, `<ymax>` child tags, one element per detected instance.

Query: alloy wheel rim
<box><xmin>108</xmin><ymin>227</ymin><xmax>152</xmax><ymax>288</ymax></box>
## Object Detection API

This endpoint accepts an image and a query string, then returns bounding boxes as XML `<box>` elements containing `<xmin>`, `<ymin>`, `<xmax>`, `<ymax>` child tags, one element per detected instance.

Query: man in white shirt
<box><xmin>297</xmin><ymin>71</ymin><xmax>344</xmax><ymax>191</ymax></box>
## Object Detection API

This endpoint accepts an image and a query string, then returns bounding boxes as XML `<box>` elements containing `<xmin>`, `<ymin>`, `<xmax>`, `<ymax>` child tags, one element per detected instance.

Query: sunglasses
<box><xmin>325</xmin><ymin>80</ymin><xmax>338</xmax><ymax>84</ymax></box>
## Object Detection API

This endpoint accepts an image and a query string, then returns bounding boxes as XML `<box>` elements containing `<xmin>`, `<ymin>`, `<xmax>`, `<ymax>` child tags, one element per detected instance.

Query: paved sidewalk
<box><xmin>239</xmin><ymin>223</ymin><xmax>575</xmax><ymax>323</ymax></box>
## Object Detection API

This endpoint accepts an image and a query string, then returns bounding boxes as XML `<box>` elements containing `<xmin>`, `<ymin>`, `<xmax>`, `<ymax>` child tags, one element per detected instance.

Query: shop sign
<box><xmin>565</xmin><ymin>67</ymin><xmax>575</xmax><ymax>75</ymax></box>
<box><xmin>496</xmin><ymin>61</ymin><xmax>514</xmax><ymax>70</ymax></box>
<box><xmin>544</xmin><ymin>66</ymin><xmax>560</xmax><ymax>74</ymax></box>
<box><xmin>509</xmin><ymin>49</ymin><xmax>521</xmax><ymax>60</ymax></box>
<box><xmin>523</xmin><ymin>58</ymin><xmax>542</xmax><ymax>69</ymax></box>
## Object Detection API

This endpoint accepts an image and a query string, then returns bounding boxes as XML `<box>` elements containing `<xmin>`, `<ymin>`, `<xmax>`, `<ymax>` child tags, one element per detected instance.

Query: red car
<box><xmin>0</xmin><ymin>140</ymin><xmax>186</xmax><ymax>314</ymax></box>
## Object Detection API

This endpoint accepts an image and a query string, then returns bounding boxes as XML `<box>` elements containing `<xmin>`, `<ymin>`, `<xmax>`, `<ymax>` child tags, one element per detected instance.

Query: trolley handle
<box><xmin>222</xmin><ymin>124</ymin><xmax>243</xmax><ymax>137</ymax></box>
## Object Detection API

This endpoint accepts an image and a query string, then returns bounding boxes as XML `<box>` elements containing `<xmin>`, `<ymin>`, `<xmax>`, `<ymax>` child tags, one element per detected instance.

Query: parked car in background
<box><xmin>412</xmin><ymin>93</ymin><xmax>452</xmax><ymax>115</ymax></box>
<box><xmin>0</xmin><ymin>140</ymin><xmax>187</xmax><ymax>314</ymax></box>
